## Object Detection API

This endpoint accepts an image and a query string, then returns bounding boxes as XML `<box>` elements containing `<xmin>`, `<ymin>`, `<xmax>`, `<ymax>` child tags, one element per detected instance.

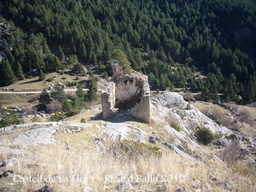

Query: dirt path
<box><xmin>0</xmin><ymin>88</ymin><xmax>89</xmax><ymax>94</ymax></box>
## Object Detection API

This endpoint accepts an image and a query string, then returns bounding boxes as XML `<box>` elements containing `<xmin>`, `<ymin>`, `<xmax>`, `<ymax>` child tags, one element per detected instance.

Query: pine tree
<box><xmin>58</xmin><ymin>46</ymin><xmax>65</xmax><ymax>62</ymax></box>
<box><xmin>42</xmin><ymin>38</ymin><xmax>51</xmax><ymax>55</ymax></box>
<box><xmin>160</xmin><ymin>74</ymin><xmax>166</xmax><ymax>90</ymax></box>
<box><xmin>54</xmin><ymin>56</ymin><xmax>64</xmax><ymax>70</ymax></box>
<box><xmin>39</xmin><ymin>89</ymin><xmax>51</xmax><ymax>106</ymax></box>
<box><xmin>5</xmin><ymin>48</ymin><xmax>16</xmax><ymax>69</ymax></box>
<box><xmin>111</xmin><ymin>49</ymin><xmax>132</xmax><ymax>74</ymax></box>
<box><xmin>148</xmin><ymin>72</ymin><xmax>156</xmax><ymax>86</ymax></box>
<box><xmin>72</xmin><ymin>63</ymin><xmax>85</xmax><ymax>75</ymax></box>
<box><xmin>169</xmin><ymin>82</ymin><xmax>175</xmax><ymax>91</ymax></box>
<box><xmin>76</xmin><ymin>84</ymin><xmax>85</xmax><ymax>99</ymax></box>
<box><xmin>88</xmin><ymin>73</ymin><xmax>98</xmax><ymax>101</ymax></box>
<box><xmin>79</xmin><ymin>43</ymin><xmax>87</xmax><ymax>59</ymax></box>
<box><xmin>28</xmin><ymin>63</ymin><xmax>32</xmax><ymax>76</ymax></box>
<box><xmin>51</xmin><ymin>84</ymin><xmax>67</xmax><ymax>103</ymax></box>
<box><xmin>62</xmin><ymin>100</ymin><xmax>73</xmax><ymax>112</ymax></box>
<box><xmin>0</xmin><ymin>59</ymin><xmax>16</xmax><ymax>86</ymax></box>
<box><xmin>34</xmin><ymin>54</ymin><xmax>40</xmax><ymax>69</ymax></box>
<box><xmin>88</xmin><ymin>78</ymin><xmax>97</xmax><ymax>101</ymax></box>
<box><xmin>38</xmin><ymin>69</ymin><xmax>45</xmax><ymax>81</ymax></box>
<box><xmin>15</xmin><ymin>61</ymin><xmax>25</xmax><ymax>80</ymax></box>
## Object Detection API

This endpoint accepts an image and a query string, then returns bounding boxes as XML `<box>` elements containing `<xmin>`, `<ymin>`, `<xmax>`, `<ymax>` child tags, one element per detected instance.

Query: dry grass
<box><xmin>193</xmin><ymin>101</ymin><xmax>256</xmax><ymax>136</ymax></box>
<box><xmin>2</xmin><ymin>72</ymin><xmax>87</xmax><ymax>92</ymax></box>
<box><xmin>0</xmin><ymin>93</ymin><xmax>40</xmax><ymax>107</ymax></box>
<box><xmin>0</xmin><ymin>126</ymin><xmax>256</xmax><ymax>192</ymax></box>
<box><xmin>0</xmin><ymin>143</ymin><xmax>223</xmax><ymax>191</ymax></box>
<box><xmin>0</xmin><ymin>72</ymin><xmax>89</xmax><ymax>107</ymax></box>
<box><xmin>1</xmin><ymin>98</ymin><xmax>256</xmax><ymax>191</ymax></box>
<box><xmin>65</xmin><ymin>105</ymin><xmax>102</xmax><ymax>123</ymax></box>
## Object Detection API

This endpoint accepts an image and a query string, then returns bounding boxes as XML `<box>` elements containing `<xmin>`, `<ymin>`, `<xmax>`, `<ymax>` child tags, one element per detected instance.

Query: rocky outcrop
<box><xmin>103</xmin><ymin>122</ymin><xmax>147</xmax><ymax>142</ymax></box>
<box><xmin>101</xmin><ymin>71</ymin><xmax>150</xmax><ymax>123</ymax></box>
<box><xmin>152</xmin><ymin>92</ymin><xmax>232</xmax><ymax>135</ymax></box>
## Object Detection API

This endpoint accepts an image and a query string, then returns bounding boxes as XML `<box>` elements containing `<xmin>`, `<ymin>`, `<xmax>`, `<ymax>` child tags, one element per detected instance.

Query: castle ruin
<box><xmin>101</xmin><ymin>71</ymin><xmax>150</xmax><ymax>123</ymax></box>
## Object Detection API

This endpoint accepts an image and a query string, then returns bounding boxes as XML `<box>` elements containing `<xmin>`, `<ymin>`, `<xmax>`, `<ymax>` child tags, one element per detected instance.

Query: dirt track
<box><xmin>0</xmin><ymin>88</ymin><xmax>89</xmax><ymax>94</ymax></box>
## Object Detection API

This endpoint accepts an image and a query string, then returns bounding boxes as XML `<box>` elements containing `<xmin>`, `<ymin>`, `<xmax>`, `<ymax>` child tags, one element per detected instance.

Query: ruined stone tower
<box><xmin>101</xmin><ymin>71</ymin><xmax>150</xmax><ymax>123</ymax></box>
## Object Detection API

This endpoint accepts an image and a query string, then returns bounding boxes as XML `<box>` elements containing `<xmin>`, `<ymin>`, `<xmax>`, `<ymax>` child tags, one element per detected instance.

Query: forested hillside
<box><xmin>0</xmin><ymin>0</ymin><xmax>256</xmax><ymax>103</ymax></box>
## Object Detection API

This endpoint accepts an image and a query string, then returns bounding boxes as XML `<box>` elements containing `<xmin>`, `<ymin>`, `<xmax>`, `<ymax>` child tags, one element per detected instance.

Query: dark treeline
<box><xmin>0</xmin><ymin>0</ymin><xmax>256</xmax><ymax>103</ymax></box>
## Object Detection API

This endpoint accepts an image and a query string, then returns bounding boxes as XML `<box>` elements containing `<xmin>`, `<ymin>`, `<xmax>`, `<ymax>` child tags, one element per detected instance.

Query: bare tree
<box><xmin>220</xmin><ymin>140</ymin><xmax>240</xmax><ymax>163</ymax></box>
<box><xmin>46</xmin><ymin>100</ymin><xmax>62</xmax><ymax>113</ymax></box>
<box><xmin>24</xmin><ymin>105</ymin><xmax>33</xmax><ymax>115</ymax></box>
<box><xmin>229</xmin><ymin>123</ymin><xmax>242</xmax><ymax>132</ymax></box>
<box><xmin>239</xmin><ymin>108</ymin><xmax>253</xmax><ymax>125</ymax></box>
<box><xmin>219</xmin><ymin>115</ymin><xmax>232</xmax><ymax>127</ymax></box>
<box><xmin>183</xmin><ymin>91</ymin><xmax>195</xmax><ymax>102</ymax></box>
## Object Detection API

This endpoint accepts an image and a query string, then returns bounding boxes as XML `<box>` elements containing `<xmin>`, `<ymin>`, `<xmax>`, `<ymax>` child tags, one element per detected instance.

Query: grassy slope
<box><xmin>0</xmin><ymin>72</ymin><xmax>89</xmax><ymax>106</ymax></box>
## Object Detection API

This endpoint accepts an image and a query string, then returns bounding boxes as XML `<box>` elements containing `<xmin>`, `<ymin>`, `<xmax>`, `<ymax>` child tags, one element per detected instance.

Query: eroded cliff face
<box><xmin>101</xmin><ymin>71</ymin><xmax>150</xmax><ymax>123</ymax></box>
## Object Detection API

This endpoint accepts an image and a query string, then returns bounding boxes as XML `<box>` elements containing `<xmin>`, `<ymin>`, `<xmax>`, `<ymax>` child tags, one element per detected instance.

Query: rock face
<box><xmin>103</xmin><ymin>122</ymin><xmax>147</xmax><ymax>142</ymax></box>
<box><xmin>152</xmin><ymin>92</ymin><xmax>232</xmax><ymax>135</ymax></box>
<box><xmin>101</xmin><ymin>71</ymin><xmax>150</xmax><ymax>123</ymax></box>
<box><xmin>13</xmin><ymin>127</ymin><xmax>56</xmax><ymax>146</ymax></box>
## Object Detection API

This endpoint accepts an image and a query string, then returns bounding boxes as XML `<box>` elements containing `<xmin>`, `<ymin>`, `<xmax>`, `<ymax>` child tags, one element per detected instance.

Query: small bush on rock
<box><xmin>171</xmin><ymin>122</ymin><xmax>180</xmax><ymax>131</ymax></box>
<box><xmin>80</xmin><ymin>118</ymin><xmax>86</xmax><ymax>123</ymax></box>
<box><xmin>196</xmin><ymin>127</ymin><xmax>215</xmax><ymax>145</ymax></box>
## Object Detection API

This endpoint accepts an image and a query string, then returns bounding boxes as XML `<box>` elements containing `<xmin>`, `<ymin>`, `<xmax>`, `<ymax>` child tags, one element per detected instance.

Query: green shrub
<box><xmin>176</xmin><ymin>109</ymin><xmax>186</xmax><ymax>119</ymax></box>
<box><xmin>65</xmin><ymin>109</ymin><xmax>80</xmax><ymax>117</ymax></box>
<box><xmin>61</xmin><ymin>76</ymin><xmax>67</xmax><ymax>80</ymax></box>
<box><xmin>102</xmin><ymin>71</ymin><xmax>109</xmax><ymax>80</ymax></box>
<box><xmin>214</xmin><ymin>119</ymin><xmax>222</xmax><ymax>125</ymax></box>
<box><xmin>214</xmin><ymin>132</ymin><xmax>223</xmax><ymax>140</ymax></box>
<box><xmin>38</xmin><ymin>69</ymin><xmax>45</xmax><ymax>81</ymax></box>
<box><xmin>25</xmin><ymin>75</ymin><xmax>33</xmax><ymax>79</ymax></box>
<box><xmin>0</xmin><ymin>110</ymin><xmax>24</xmax><ymax>128</ymax></box>
<box><xmin>186</xmin><ymin>102</ymin><xmax>191</xmax><ymax>110</ymax></box>
<box><xmin>80</xmin><ymin>118</ymin><xmax>86</xmax><ymax>123</ymax></box>
<box><xmin>50</xmin><ymin>112</ymin><xmax>63</xmax><ymax>121</ymax></box>
<box><xmin>46</xmin><ymin>78</ymin><xmax>54</xmax><ymax>82</ymax></box>
<box><xmin>196</xmin><ymin>127</ymin><xmax>215</xmax><ymax>145</ymax></box>
<box><xmin>171</xmin><ymin>122</ymin><xmax>180</xmax><ymax>131</ymax></box>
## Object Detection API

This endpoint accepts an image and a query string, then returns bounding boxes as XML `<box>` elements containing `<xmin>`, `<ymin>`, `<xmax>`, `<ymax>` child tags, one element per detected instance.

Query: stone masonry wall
<box><xmin>101</xmin><ymin>71</ymin><xmax>150</xmax><ymax>123</ymax></box>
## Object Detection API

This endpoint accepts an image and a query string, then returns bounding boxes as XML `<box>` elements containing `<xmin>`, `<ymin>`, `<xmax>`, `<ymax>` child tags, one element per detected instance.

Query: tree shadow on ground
<box><xmin>90</xmin><ymin>112</ymin><xmax>143</xmax><ymax>123</ymax></box>
<box><xmin>19</xmin><ymin>79</ymin><xmax>40</xmax><ymax>85</ymax></box>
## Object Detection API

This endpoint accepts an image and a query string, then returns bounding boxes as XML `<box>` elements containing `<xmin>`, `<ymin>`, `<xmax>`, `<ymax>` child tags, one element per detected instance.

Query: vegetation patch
<box><xmin>0</xmin><ymin>110</ymin><xmax>24</xmax><ymax>128</ymax></box>
<box><xmin>46</xmin><ymin>78</ymin><xmax>54</xmax><ymax>82</ymax></box>
<box><xmin>196</xmin><ymin>127</ymin><xmax>215</xmax><ymax>145</ymax></box>
<box><xmin>50</xmin><ymin>112</ymin><xmax>64</xmax><ymax>122</ymax></box>
<box><xmin>214</xmin><ymin>119</ymin><xmax>222</xmax><ymax>125</ymax></box>
<box><xmin>80</xmin><ymin>118</ymin><xmax>86</xmax><ymax>123</ymax></box>
<box><xmin>171</xmin><ymin>122</ymin><xmax>180</xmax><ymax>131</ymax></box>
<box><xmin>107</xmin><ymin>140</ymin><xmax>162</xmax><ymax>161</ymax></box>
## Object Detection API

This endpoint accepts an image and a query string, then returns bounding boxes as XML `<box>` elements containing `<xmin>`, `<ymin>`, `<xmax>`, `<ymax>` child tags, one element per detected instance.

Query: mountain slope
<box><xmin>0</xmin><ymin>0</ymin><xmax>256</xmax><ymax>103</ymax></box>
